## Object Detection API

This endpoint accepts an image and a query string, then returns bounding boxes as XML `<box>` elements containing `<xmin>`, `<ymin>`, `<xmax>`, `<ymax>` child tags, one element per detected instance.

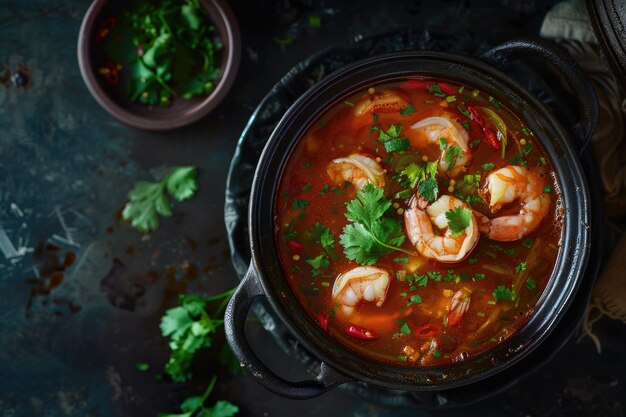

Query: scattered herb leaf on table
<box><xmin>123</xmin><ymin>166</ymin><xmax>198</xmax><ymax>233</ymax></box>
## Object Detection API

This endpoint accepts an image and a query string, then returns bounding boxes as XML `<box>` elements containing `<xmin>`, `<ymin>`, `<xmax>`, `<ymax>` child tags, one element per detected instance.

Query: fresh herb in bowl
<box><xmin>101</xmin><ymin>0</ymin><xmax>223</xmax><ymax>106</ymax></box>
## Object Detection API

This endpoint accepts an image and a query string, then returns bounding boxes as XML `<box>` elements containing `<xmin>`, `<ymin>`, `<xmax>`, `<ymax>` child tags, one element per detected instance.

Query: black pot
<box><xmin>224</xmin><ymin>38</ymin><xmax>598</xmax><ymax>399</ymax></box>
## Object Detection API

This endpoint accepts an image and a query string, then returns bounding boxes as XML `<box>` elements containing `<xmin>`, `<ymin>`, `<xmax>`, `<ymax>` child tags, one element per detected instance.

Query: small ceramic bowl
<box><xmin>77</xmin><ymin>0</ymin><xmax>240</xmax><ymax>130</ymax></box>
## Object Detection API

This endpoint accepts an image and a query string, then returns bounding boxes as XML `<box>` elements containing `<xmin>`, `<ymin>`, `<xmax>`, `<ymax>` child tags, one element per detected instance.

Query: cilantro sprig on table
<box><xmin>158</xmin><ymin>375</ymin><xmax>238</xmax><ymax>417</ymax></box>
<box><xmin>339</xmin><ymin>184</ymin><xmax>416</xmax><ymax>265</ymax></box>
<box><xmin>123</xmin><ymin>166</ymin><xmax>198</xmax><ymax>233</ymax></box>
<box><xmin>160</xmin><ymin>291</ymin><xmax>239</xmax><ymax>383</ymax></box>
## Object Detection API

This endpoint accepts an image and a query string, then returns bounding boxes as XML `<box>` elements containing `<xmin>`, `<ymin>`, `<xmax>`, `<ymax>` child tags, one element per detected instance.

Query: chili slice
<box><xmin>98</xmin><ymin>61</ymin><xmax>120</xmax><ymax>86</ymax></box>
<box><xmin>345</xmin><ymin>324</ymin><xmax>378</xmax><ymax>340</ymax></box>
<box><xmin>415</xmin><ymin>324</ymin><xmax>441</xmax><ymax>338</ymax></box>
<box><xmin>95</xmin><ymin>17</ymin><xmax>116</xmax><ymax>42</ymax></box>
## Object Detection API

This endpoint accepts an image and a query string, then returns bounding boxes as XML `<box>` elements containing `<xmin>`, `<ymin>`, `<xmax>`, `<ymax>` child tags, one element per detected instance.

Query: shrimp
<box><xmin>404</xmin><ymin>195</ymin><xmax>479</xmax><ymax>263</ymax></box>
<box><xmin>476</xmin><ymin>165</ymin><xmax>550</xmax><ymax>241</ymax></box>
<box><xmin>353</xmin><ymin>89</ymin><xmax>410</xmax><ymax>117</ymax></box>
<box><xmin>332</xmin><ymin>266</ymin><xmax>390</xmax><ymax>315</ymax></box>
<box><xmin>326</xmin><ymin>153</ymin><xmax>385</xmax><ymax>190</ymax></box>
<box><xmin>410</xmin><ymin>114</ymin><xmax>471</xmax><ymax>174</ymax></box>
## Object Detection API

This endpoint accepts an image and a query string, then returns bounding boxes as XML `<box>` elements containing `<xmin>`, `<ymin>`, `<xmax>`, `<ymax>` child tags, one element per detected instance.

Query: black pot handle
<box><xmin>479</xmin><ymin>37</ymin><xmax>598</xmax><ymax>155</ymax></box>
<box><xmin>224</xmin><ymin>264</ymin><xmax>351</xmax><ymax>399</ymax></box>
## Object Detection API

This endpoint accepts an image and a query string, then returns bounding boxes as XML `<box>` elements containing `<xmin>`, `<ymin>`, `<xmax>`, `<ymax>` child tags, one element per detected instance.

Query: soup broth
<box><xmin>274</xmin><ymin>79</ymin><xmax>561</xmax><ymax>366</ymax></box>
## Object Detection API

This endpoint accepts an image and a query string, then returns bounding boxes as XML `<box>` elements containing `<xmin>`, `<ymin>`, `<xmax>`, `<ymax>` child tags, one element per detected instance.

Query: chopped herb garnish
<box><xmin>405</xmin><ymin>294</ymin><xmax>422</xmax><ymax>307</ymax></box>
<box><xmin>458</xmin><ymin>86</ymin><xmax>465</xmax><ymax>93</ymax></box>
<box><xmin>274</xmin><ymin>36</ymin><xmax>293</xmax><ymax>46</ymax></box>
<box><xmin>471</xmin><ymin>89</ymin><xmax>480</xmax><ymax>97</ymax></box>
<box><xmin>439</xmin><ymin>137</ymin><xmax>448</xmax><ymax>150</ymax></box>
<box><xmin>393</xmin><ymin>320</ymin><xmax>412</xmax><ymax>338</ymax></box>
<box><xmin>521</xmin><ymin>127</ymin><xmax>531</xmax><ymax>135</ymax></box>
<box><xmin>445</xmin><ymin>269</ymin><xmax>456</xmax><ymax>281</ymax></box>
<box><xmin>292</xmin><ymin>198</ymin><xmax>310</xmax><ymax>210</ymax></box>
<box><xmin>136</xmin><ymin>362</ymin><xmax>150</xmax><ymax>371</ymax></box>
<box><xmin>373</xmin><ymin>113</ymin><xmax>379</xmax><ymax>122</ymax></box>
<box><xmin>476</xmin><ymin>312</ymin><xmax>486</xmax><ymax>317</ymax></box>
<box><xmin>306</xmin><ymin>254</ymin><xmax>330</xmax><ymax>277</ymax></box>
<box><xmin>544</xmin><ymin>187</ymin><xmax>552</xmax><ymax>193</ymax></box>
<box><xmin>445</xmin><ymin>206</ymin><xmax>472</xmax><ymax>236</ymax></box>
<box><xmin>526</xmin><ymin>278</ymin><xmax>537</xmax><ymax>290</ymax></box>
<box><xmin>515</xmin><ymin>261</ymin><xmax>527</xmax><ymax>273</ymax></box>
<box><xmin>432</xmin><ymin>350</ymin><xmax>442</xmax><ymax>359</ymax></box>
<box><xmin>308</xmin><ymin>15</ymin><xmax>322</xmax><ymax>27</ymax></box>
<box><xmin>489</xmin><ymin>96</ymin><xmax>503</xmax><ymax>109</ymax></box>
<box><xmin>444</xmin><ymin>145</ymin><xmax>464</xmax><ymax>171</ymax></box>
<box><xmin>468</xmin><ymin>257</ymin><xmax>478</xmax><ymax>265</ymax></box>
<box><xmin>428</xmin><ymin>84</ymin><xmax>446</xmax><ymax>97</ymax></box>
<box><xmin>394</xmin><ymin>257</ymin><xmax>409</xmax><ymax>263</ymax></box>
<box><xmin>521</xmin><ymin>143</ymin><xmax>534</xmax><ymax>156</ymax></box>
<box><xmin>319</xmin><ymin>184</ymin><xmax>331</xmax><ymax>195</ymax></box>
<box><xmin>302</xmin><ymin>183</ymin><xmax>312</xmax><ymax>191</ymax></box>
<box><xmin>504</xmin><ymin>248</ymin><xmax>516</xmax><ymax>255</ymax></box>
<box><xmin>400</xmin><ymin>104</ymin><xmax>417</xmax><ymax>116</ymax></box>
<box><xmin>284</xmin><ymin>230</ymin><xmax>297</xmax><ymax>240</ymax></box>
<box><xmin>384</xmin><ymin>155</ymin><xmax>395</xmax><ymax>164</ymax></box>
<box><xmin>522</xmin><ymin>238</ymin><xmax>534</xmax><ymax>248</ymax></box>
<box><xmin>493</xmin><ymin>285</ymin><xmax>515</xmax><ymax>301</ymax></box>
<box><xmin>461</xmin><ymin>120</ymin><xmax>471</xmax><ymax>130</ymax></box>
<box><xmin>474</xmin><ymin>273</ymin><xmax>486</xmax><ymax>281</ymax></box>
<box><xmin>469</xmin><ymin>139</ymin><xmax>481</xmax><ymax>148</ymax></box>
<box><xmin>446</xmin><ymin>95</ymin><xmax>457</xmax><ymax>103</ymax></box>
<box><xmin>482</xmin><ymin>162</ymin><xmax>495</xmax><ymax>171</ymax></box>
<box><xmin>510</xmin><ymin>152</ymin><xmax>527</xmax><ymax>167</ymax></box>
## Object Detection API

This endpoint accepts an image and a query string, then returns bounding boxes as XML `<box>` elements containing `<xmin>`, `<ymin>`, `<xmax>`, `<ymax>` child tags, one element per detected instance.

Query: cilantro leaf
<box><xmin>372</xmin><ymin>124</ymin><xmax>411</xmax><ymax>153</ymax></box>
<box><xmin>418</xmin><ymin>177</ymin><xmax>438</xmax><ymax>202</ymax></box>
<box><xmin>445</xmin><ymin>206</ymin><xmax>472</xmax><ymax>237</ymax></box>
<box><xmin>400</xmin><ymin>104</ymin><xmax>416</xmax><ymax>116</ymax></box>
<box><xmin>123</xmin><ymin>166</ymin><xmax>199</xmax><ymax>233</ymax></box>
<box><xmin>444</xmin><ymin>145</ymin><xmax>464</xmax><ymax>171</ymax></box>
<box><xmin>493</xmin><ymin>285</ymin><xmax>515</xmax><ymax>301</ymax></box>
<box><xmin>339</xmin><ymin>185</ymin><xmax>410</xmax><ymax>265</ymax></box>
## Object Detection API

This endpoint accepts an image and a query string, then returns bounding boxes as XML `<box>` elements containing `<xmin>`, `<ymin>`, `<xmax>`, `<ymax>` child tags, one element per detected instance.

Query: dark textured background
<box><xmin>0</xmin><ymin>0</ymin><xmax>624</xmax><ymax>416</ymax></box>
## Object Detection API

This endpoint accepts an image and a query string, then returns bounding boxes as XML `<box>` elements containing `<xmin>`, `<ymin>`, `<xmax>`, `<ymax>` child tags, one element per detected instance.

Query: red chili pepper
<box><xmin>99</xmin><ymin>61</ymin><xmax>119</xmax><ymax>86</ymax></box>
<box><xmin>415</xmin><ymin>324</ymin><xmax>441</xmax><ymax>338</ymax></box>
<box><xmin>438</xmin><ymin>82</ymin><xmax>456</xmax><ymax>96</ymax></box>
<box><xmin>95</xmin><ymin>17</ymin><xmax>117</xmax><ymax>42</ymax></box>
<box><xmin>400</xmin><ymin>79</ymin><xmax>430</xmax><ymax>90</ymax></box>
<box><xmin>317</xmin><ymin>313</ymin><xmax>330</xmax><ymax>331</ymax></box>
<box><xmin>467</xmin><ymin>105</ymin><xmax>485</xmax><ymax>128</ymax></box>
<box><xmin>483</xmin><ymin>127</ymin><xmax>501</xmax><ymax>151</ymax></box>
<box><xmin>287</xmin><ymin>240</ymin><xmax>305</xmax><ymax>253</ymax></box>
<box><xmin>345</xmin><ymin>323</ymin><xmax>378</xmax><ymax>340</ymax></box>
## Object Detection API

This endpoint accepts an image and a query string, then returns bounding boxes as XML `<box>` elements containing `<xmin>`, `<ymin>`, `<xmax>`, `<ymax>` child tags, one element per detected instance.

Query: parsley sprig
<box><xmin>123</xmin><ymin>166</ymin><xmax>199</xmax><ymax>232</ymax></box>
<box><xmin>339</xmin><ymin>185</ymin><xmax>416</xmax><ymax>265</ymax></box>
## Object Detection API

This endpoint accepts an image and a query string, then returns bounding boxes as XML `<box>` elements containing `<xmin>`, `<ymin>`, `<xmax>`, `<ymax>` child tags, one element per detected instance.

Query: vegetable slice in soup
<box><xmin>274</xmin><ymin>80</ymin><xmax>562</xmax><ymax>366</ymax></box>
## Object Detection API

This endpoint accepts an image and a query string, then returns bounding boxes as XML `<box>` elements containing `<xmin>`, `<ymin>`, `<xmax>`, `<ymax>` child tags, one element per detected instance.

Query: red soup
<box><xmin>274</xmin><ymin>79</ymin><xmax>562</xmax><ymax>366</ymax></box>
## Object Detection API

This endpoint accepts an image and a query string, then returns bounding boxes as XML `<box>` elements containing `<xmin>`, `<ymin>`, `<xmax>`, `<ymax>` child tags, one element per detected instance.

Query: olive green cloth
<box><xmin>540</xmin><ymin>0</ymin><xmax>626</xmax><ymax>351</ymax></box>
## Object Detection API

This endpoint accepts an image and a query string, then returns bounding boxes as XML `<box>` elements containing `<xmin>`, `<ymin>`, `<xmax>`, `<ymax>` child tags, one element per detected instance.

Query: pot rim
<box><xmin>247</xmin><ymin>50</ymin><xmax>590</xmax><ymax>390</ymax></box>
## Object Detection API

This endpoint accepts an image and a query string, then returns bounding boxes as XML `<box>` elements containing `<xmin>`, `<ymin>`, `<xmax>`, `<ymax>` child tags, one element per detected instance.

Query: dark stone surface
<box><xmin>0</xmin><ymin>0</ymin><xmax>624</xmax><ymax>416</ymax></box>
